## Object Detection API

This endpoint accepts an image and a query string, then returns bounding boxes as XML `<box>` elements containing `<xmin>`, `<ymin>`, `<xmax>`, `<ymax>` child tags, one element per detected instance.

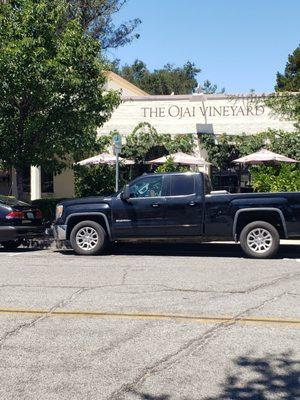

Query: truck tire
<box><xmin>70</xmin><ymin>220</ymin><xmax>107</xmax><ymax>256</ymax></box>
<box><xmin>239</xmin><ymin>221</ymin><xmax>280</xmax><ymax>259</ymax></box>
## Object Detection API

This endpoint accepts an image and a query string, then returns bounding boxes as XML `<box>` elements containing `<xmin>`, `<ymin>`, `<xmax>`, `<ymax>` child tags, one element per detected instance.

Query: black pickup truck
<box><xmin>53</xmin><ymin>172</ymin><xmax>300</xmax><ymax>258</ymax></box>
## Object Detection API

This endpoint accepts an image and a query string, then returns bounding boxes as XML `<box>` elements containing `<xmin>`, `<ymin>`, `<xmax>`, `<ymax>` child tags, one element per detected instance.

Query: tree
<box><xmin>67</xmin><ymin>0</ymin><xmax>141</xmax><ymax>49</ymax></box>
<box><xmin>115</xmin><ymin>60</ymin><xmax>201</xmax><ymax>94</ymax></box>
<box><xmin>201</xmin><ymin>79</ymin><xmax>225</xmax><ymax>94</ymax></box>
<box><xmin>0</xmin><ymin>0</ymin><xmax>120</xmax><ymax>197</ymax></box>
<box><xmin>266</xmin><ymin>44</ymin><xmax>300</xmax><ymax>127</ymax></box>
<box><xmin>275</xmin><ymin>45</ymin><xmax>300</xmax><ymax>91</ymax></box>
<box><xmin>114</xmin><ymin>59</ymin><xmax>225</xmax><ymax>95</ymax></box>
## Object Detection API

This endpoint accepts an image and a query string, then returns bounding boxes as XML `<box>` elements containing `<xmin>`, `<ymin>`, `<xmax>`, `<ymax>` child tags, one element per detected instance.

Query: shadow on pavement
<box><xmin>58</xmin><ymin>242</ymin><xmax>300</xmax><ymax>259</ymax></box>
<box><xmin>130</xmin><ymin>351</ymin><xmax>300</xmax><ymax>400</ymax></box>
<box><xmin>110</xmin><ymin>242</ymin><xmax>300</xmax><ymax>259</ymax></box>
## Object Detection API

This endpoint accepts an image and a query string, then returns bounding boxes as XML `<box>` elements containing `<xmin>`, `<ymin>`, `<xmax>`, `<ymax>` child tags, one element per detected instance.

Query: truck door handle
<box><xmin>151</xmin><ymin>203</ymin><xmax>160</xmax><ymax>208</ymax></box>
<box><xmin>188</xmin><ymin>201</ymin><xmax>196</xmax><ymax>206</ymax></box>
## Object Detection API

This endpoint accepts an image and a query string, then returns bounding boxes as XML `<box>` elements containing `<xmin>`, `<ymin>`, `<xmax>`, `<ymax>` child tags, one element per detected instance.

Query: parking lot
<box><xmin>0</xmin><ymin>242</ymin><xmax>299</xmax><ymax>400</ymax></box>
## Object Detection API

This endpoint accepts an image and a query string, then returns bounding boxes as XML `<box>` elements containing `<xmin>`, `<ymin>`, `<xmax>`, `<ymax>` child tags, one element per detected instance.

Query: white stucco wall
<box><xmin>53</xmin><ymin>168</ymin><xmax>75</xmax><ymax>198</ymax></box>
<box><xmin>98</xmin><ymin>94</ymin><xmax>295</xmax><ymax>136</ymax></box>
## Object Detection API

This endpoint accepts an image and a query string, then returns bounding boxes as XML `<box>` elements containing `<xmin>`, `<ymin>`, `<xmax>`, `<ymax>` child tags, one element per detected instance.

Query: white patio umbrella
<box><xmin>233</xmin><ymin>148</ymin><xmax>298</xmax><ymax>165</ymax></box>
<box><xmin>146</xmin><ymin>152</ymin><xmax>211</xmax><ymax>166</ymax></box>
<box><xmin>75</xmin><ymin>152</ymin><xmax>134</xmax><ymax>166</ymax></box>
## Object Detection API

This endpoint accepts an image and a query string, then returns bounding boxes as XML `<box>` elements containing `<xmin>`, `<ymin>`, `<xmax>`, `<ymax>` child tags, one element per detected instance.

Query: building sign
<box><xmin>99</xmin><ymin>95</ymin><xmax>295</xmax><ymax>136</ymax></box>
<box><xmin>141</xmin><ymin>105</ymin><xmax>265</xmax><ymax>119</ymax></box>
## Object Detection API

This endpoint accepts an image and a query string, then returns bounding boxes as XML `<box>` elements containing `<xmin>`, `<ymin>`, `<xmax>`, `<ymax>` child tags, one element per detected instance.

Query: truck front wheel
<box><xmin>70</xmin><ymin>220</ymin><xmax>107</xmax><ymax>256</ymax></box>
<box><xmin>239</xmin><ymin>221</ymin><xmax>280</xmax><ymax>259</ymax></box>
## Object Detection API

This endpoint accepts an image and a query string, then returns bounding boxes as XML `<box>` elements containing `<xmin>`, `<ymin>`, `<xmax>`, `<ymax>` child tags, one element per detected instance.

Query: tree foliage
<box><xmin>155</xmin><ymin>157</ymin><xmax>189</xmax><ymax>173</ymax></box>
<box><xmin>266</xmin><ymin>44</ymin><xmax>300</xmax><ymax>126</ymax></box>
<box><xmin>121</xmin><ymin>122</ymin><xmax>194</xmax><ymax>163</ymax></box>
<box><xmin>0</xmin><ymin>0</ymin><xmax>120</xmax><ymax>196</ymax></box>
<box><xmin>67</xmin><ymin>0</ymin><xmax>141</xmax><ymax>49</ymax></box>
<box><xmin>75</xmin><ymin>164</ymin><xmax>117</xmax><ymax>197</ymax></box>
<box><xmin>250</xmin><ymin>164</ymin><xmax>300</xmax><ymax>192</ymax></box>
<box><xmin>113</xmin><ymin>59</ymin><xmax>201</xmax><ymax>95</ymax></box>
<box><xmin>275</xmin><ymin>45</ymin><xmax>300</xmax><ymax>91</ymax></box>
<box><xmin>201</xmin><ymin>130</ymin><xmax>300</xmax><ymax>192</ymax></box>
<box><xmin>201</xmin><ymin>79</ymin><xmax>225</xmax><ymax>94</ymax></box>
<box><xmin>256</xmin><ymin>45</ymin><xmax>300</xmax><ymax>192</ymax></box>
<box><xmin>201</xmin><ymin>130</ymin><xmax>300</xmax><ymax>169</ymax></box>
<box><xmin>201</xmin><ymin>134</ymin><xmax>240</xmax><ymax>170</ymax></box>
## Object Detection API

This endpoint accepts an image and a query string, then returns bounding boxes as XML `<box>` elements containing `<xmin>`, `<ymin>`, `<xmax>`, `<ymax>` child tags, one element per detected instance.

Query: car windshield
<box><xmin>0</xmin><ymin>196</ymin><xmax>29</xmax><ymax>206</ymax></box>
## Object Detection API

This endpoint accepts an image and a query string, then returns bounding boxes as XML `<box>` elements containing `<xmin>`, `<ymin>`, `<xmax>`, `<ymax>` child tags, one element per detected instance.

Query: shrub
<box><xmin>74</xmin><ymin>164</ymin><xmax>131</xmax><ymax>197</ymax></box>
<box><xmin>250</xmin><ymin>164</ymin><xmax>300</xmax><ymax>192</ymax></box>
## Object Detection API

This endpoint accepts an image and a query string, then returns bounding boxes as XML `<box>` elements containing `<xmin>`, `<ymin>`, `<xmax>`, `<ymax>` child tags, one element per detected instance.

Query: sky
<box><xmin>108</xmin><ymin>0</ymin><xmax>300</xmax><ymax>93</ymax></box>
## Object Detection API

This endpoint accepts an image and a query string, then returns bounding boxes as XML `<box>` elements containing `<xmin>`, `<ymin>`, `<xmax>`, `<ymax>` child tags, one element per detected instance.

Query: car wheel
<box><xmin>240</xmin><ymin>221</ymin><xmax>280</xmax><ymax>259</ymax></box>
<box><xmin>1</xmin><ymin>240</ymin><xmax>22</xmax><ymax>250</ymax></box>
<box><xmin>70</xmin><ymin>220</ymin><xmax>107</xmax><ymax>256</ymax></box>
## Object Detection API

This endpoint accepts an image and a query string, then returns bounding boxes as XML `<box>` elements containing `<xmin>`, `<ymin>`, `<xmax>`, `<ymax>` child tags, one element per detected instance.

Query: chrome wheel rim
<box><xmin>76</xmin><ymin>227</ymin><xmax>99</xmax><ymax>251</ymax></box>
<box><xmin>247</xmin><ymin>228</ymin><xmax>273</xmax><ymax>254</ymax></box>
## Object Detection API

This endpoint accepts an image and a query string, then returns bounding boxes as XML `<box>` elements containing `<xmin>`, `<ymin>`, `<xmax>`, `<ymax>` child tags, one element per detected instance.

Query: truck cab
<box><xmin>111</xmin><ymin>172</ymin><xmax>206</xmax><ymax>238</ymax></box>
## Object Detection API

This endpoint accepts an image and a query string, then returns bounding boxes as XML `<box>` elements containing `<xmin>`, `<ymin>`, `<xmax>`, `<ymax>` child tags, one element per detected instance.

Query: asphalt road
<box><xmin>0</xmin><ymin>242</ymin><xmax>299</xmax><ymax>400</ymax></box>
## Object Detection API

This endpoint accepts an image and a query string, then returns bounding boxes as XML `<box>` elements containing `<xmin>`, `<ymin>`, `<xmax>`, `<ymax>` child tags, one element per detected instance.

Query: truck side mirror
<box><xmin>121</xmin><ymin>184</ymin><xmax>130</xmax><ymax>200</ymax></box>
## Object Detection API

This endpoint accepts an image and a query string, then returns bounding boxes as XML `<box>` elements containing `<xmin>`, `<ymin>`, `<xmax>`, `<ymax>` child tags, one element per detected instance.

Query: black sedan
<box><xmin>0</xmin><ymin>196</ymin><xmax>45</xmax><ymax>250</ymax></box>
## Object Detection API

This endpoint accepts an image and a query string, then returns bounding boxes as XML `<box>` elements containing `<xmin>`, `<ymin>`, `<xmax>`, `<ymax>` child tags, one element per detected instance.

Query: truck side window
<box><xmin>129</xmin><ymin>176</ymin><xmax>163</xmax><ymax>198</ymax></box>
<box><xmin>170</xmin><ymin>175</ymin><xmax>195</xmax><ymax>196</ymax></box>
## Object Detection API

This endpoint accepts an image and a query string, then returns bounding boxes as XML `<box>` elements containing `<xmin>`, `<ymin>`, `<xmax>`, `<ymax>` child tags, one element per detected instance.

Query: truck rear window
<box><xmin>170</xmin><ymin>175</ymin><xmax>195</xmax><ymax>196</ymax></box>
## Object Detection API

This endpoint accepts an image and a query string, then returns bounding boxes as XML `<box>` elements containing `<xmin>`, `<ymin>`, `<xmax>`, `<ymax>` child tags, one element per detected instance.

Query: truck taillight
<box><xmin>35</xmin><ymin>209</ymin><xmax>42</xmax><ymax>219</ymax></box>
<box><xmin>6</xmin><ymin>211</ymin><xmax>24</xmax><ymax>219</ymax></box>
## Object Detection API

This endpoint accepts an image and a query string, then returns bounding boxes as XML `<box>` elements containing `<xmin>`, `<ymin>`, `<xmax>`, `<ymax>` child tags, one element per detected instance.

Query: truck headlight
<box><xmin>55</xmin><ymin>204</ymin><xmax>64</xmax><ymax>220</ymax></box>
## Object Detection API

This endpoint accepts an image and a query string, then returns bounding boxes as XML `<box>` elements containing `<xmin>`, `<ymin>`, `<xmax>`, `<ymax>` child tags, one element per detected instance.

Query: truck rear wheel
<box><xmin>239</xmin><ymin>221</ymin><xmax>280</xmax><ymax>259</ymax></box>
<box><xmin>70</xmin><ymin>220</ymin><xmax>107</xmax><ymax>256</ymax></box>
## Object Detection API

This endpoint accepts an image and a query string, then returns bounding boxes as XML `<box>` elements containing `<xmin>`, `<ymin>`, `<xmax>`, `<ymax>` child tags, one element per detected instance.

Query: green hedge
<box><xmin>250</xmin><ymin>164</ymin><xmax>300</xmax><ymax>192</ymax></box>
<box><xmin>31</xmin><ymin>198</ymin><xmax>70</xmax><ymax>222</ymax></box>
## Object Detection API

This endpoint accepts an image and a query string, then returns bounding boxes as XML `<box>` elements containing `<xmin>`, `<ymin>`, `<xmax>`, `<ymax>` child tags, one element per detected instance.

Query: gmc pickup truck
<box><xmin>53</xmin><ymin>172</ymin><xmax>300</xmax><ymax>258</ymax></box>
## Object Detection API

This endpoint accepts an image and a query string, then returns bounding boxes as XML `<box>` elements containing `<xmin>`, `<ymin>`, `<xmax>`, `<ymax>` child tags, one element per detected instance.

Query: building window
<box><xmin>41</xmin><ymin>169</ymin><xmax>54</xmax><ymax>193</ymax></box>
<box><xmin>22</xmin><ymin>167</ymin><xmax>54</xmax><ymax>193</ymax></box>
